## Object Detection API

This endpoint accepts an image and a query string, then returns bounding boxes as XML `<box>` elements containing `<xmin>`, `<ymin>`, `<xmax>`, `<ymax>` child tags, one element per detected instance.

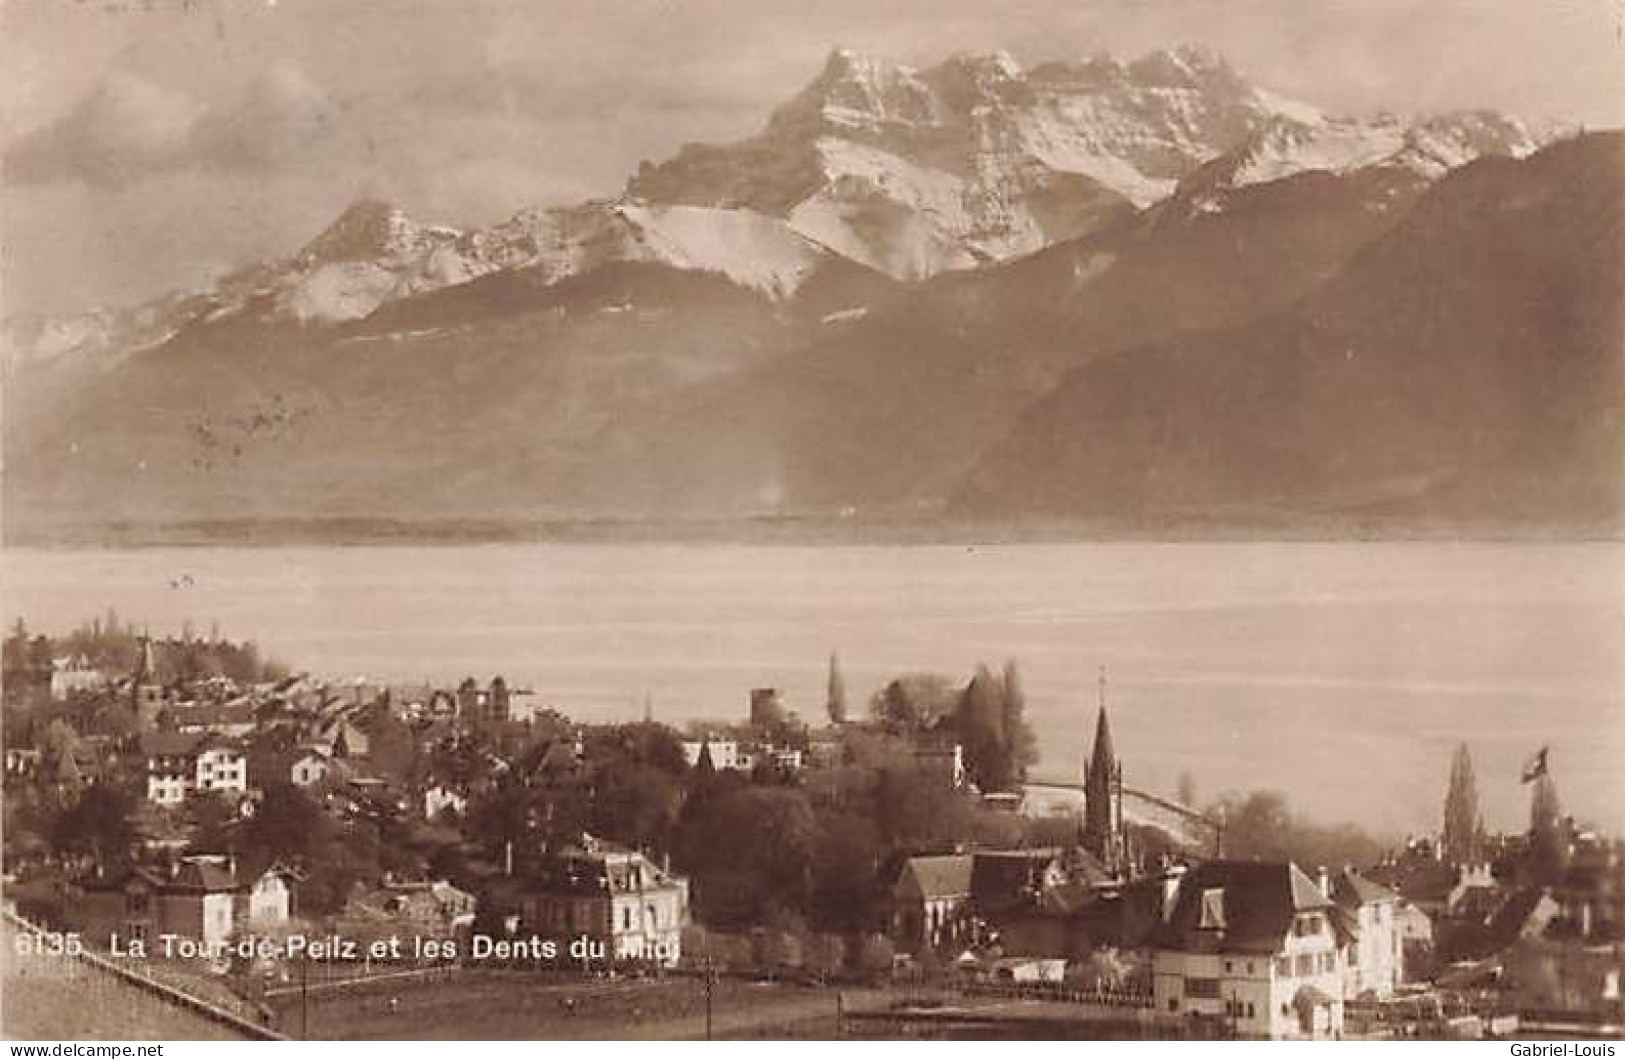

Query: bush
<box><xmin>852</xmin><ymin>932</ymin><xmax>894</xmax><ymax>983</ymax></box>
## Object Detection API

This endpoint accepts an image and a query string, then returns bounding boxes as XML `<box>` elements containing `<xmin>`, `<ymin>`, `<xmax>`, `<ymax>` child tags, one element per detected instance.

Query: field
<box><xmin>263</xmin><ymin>968</ymin><xmax>878</xmax><ymax>1040</ymax></box>
<box><xmin>1</xmin><ymin>920</ymin><xmax>247</xmax><ymax>1041</ymax></box>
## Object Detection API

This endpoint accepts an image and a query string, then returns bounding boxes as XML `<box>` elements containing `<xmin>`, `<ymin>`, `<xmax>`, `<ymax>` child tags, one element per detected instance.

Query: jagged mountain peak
<box><xmin>1127</xmin><ymin>44</ymin><xmax>1237</xmax><ymax>85</ymax></box>
<box><xmin>296</xmin><ymin>198</ymin><xmax>443</xmax><ymax>265</ymax></box>
<box><xmin>931</xmin><ymin>48</ymin><xmax>1024</xmax><ymax>80</ymax></box>
<box><xmin>7</xmin><ymin>44</ymin><xmax>1562</xmax><ymax>371</ymax></box>
<box><xmin>1164</xmin><ymin>107</ymin><xmax>1556</xmax><ymax>215</ymax></box>
<box><xmin>629</xmin><ymin>42</ymin><xmax>1326</xmax><ymax>273</ymax></box>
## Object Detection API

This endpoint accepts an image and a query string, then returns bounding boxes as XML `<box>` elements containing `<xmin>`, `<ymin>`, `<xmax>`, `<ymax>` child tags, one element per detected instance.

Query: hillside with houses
<box><xmin>2</xmin><ymin>615</ymin><xmax>1620</xmax><ymax>1039</ymax></box>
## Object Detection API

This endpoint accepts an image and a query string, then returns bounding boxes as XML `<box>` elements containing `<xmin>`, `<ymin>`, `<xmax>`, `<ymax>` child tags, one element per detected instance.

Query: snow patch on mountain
<box><xmin>614</xmin><ymin>204</ymin><xmax>836</xmax><ymax>297</ymax></box>
<box><xmin>5</xmin><ymin>45</ymin><xmax>1561</xmax><ymax>370</ymax></box>
<box><xmin>1230</xmin><ymin>118</ymin><xmax>1410</xmax><ymax>187</ymax></box>
<box><xmin>629</xmin><ymin>45</ymin><xmax>1331</xmax><ymax>275</ymax></box>
<box><xmin>1170</xmin><ymin>110</ymin><xmax>1558</xmax><ymax>215</ymax></box>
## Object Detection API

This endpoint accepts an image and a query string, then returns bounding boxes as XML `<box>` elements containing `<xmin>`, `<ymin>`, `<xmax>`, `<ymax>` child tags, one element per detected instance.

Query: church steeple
<box><xmin>1083</xmin><ymin>666</ymin><xmax>1122</xmax><ymax>868</ymax></box>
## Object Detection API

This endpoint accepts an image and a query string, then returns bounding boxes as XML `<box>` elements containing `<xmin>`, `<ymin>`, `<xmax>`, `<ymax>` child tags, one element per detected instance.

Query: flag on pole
<box><xmin>1520</xmin><ymin>746</ymin><xmax>1549</xmax><ymax>784</ymax></box>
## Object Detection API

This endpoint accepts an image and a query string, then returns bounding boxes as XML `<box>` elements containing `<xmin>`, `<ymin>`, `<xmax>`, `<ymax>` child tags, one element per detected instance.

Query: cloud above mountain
<box><xmin>2</xmin><ymin>0</ymin><xmax>1620</xmax><ymax>316</ymax></box>
<box><xmin>5</xmin><ymin>62</ymin><xmax>348</xmax><ymax>189</ymax></box>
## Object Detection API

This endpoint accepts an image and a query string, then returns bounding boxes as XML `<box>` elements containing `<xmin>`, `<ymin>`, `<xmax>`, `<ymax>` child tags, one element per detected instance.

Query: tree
<box><xmin>853</xmin><ymin>933</ymin><xmax>894</xmax><ymax>983</ymax></box>
<box><xmin>467</xmin><ymin>778</ymin><xmax>537</xmax><ymax>860</ymax></box>
<box><xmin>826</xmin><ymin>653</ymin><xmax>848</xmax><ymax>725</ymax></box>
<box><xmin>52</xmin><ymin>782</ymin><xmax>136</xmax><ymax>867</ymax></box>
<box><xmin>1214</xmin><ymin>791</ymin><xmax>1294</xmax><ymax>861</ymax></box>
<box><xmin>754</xmin><ymin>921</ymin><xmax>807</xmax><ymax>974</ymax></box>
<box><xmin>1528</xmin><ymin>773</ymin><xmax>1567</xmax><ymax>882</ymax></box>
<box><xmin>957</xmin><ymin>665</ymin><xmax>1009</xmax><ymax>791</ymax></box>
<box><xmin>1442</xmin><ymin>743</ymin><xmax>1481</xmax><ymax>865</ymax></box>
<box><xmin>870</xmin><ymin>674</ymin><xmax>959</xmax><ymax>733</ymax></box>
<box><xmin>1212</xmin><ymin>789</ymin><xmax>1384</xmax><ymax>869</ymax></box>
<box><xmin>673</xmin><ymin>786</ymin><xmax>819</xmax><ymax>927</ymax></box>
<box><xmin>241</xmin><ymin>782</ymin><xmax>324</xmax><ymax>867</ymax></box>
<box><xmin>3</xmin><ymin>618</ymin><xmax>28</xmax><ymax>673</ymax></box>
<box><xmin>592</xmin><ymin>764</ymin><xmax>682</xmax><ymax>852</ymax></box>
<box><xmin>188</xmin><ymin>792</ymin><xmax>237</xmax><ymax>854</ymax></box>
<box><xmin>1176</xmin><ymin>771</ymin><xmax>1198</xmax><ymax>809</ymax></box>
<box><xmin>1000</xmin><ymin>658</ymin><xmax>1036</xmax><ymax>783</ymax></box>
<box><xmin>809</xmin><ymin>809</ymin><xmax>883</xmax><ymax>932</ymax></box>
<box><xmin>38</xmin><ymin>720</ymin><xmax>81</xmax><ymax>778</ymax></box>
<box><xmin>806</xmin><ymin>934</ymin><xmax>848</xmax><ymax>981</ymax></box>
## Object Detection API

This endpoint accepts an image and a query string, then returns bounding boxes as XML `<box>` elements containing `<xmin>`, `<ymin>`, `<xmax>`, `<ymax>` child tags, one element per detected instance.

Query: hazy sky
<box><xmin>4</xmin><ymin>0</ymin><xmax>1623</xmax><ymax>315</ymax></box>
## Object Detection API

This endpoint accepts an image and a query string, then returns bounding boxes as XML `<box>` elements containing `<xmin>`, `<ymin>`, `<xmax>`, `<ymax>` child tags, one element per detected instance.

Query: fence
<box><xmin>961</xmin><ymin>980</ymin><xmax>1155</xmax><ymax>1008</ymax></box>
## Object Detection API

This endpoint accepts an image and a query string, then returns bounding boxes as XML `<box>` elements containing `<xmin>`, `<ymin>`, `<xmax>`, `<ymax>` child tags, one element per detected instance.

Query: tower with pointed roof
<box><xmin>130</xmin><ymin>633</ymin><xmax>165</xmax><ymax>731</ymax></box>
<box><xmin>1083</xmin><ymin>666</ymin><xmax>1123</xmax><ymax>869</ymax></box>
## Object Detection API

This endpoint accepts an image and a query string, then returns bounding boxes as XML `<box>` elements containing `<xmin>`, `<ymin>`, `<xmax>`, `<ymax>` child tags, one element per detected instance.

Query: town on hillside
<box><xmin>2</xmin><ymin>616</ymin><xmax>1620</xmax><ymax>1040</ymax></box>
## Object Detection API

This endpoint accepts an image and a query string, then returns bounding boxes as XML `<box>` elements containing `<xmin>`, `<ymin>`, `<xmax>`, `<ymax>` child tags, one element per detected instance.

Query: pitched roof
<box><xmin>168</xmin><ymin>860</ymin><xmax>239</xmax><ymax>893</ymax></box>
<box><xmin>79</xmin><ymin>861</ymin><xmax>238</xmax><ymax>894</ymax></box>
<box><xmin>1331</xmin><ymin>868</ymin><xmax>1398</xmax><ymax>908</ymax></box>
<box><xmin>141</xmin><ymin>731</ymin><xmax>205</xmax><ymax>758</ymax></box>
<box><xmin>897</xmin><ymin>854</ymin><xmax>975</xmax><ymax>900</ymax></box>
<box><xmin>971</xmin><ymin>848</ymin><xmax>1062</xmax><ymax>912</ymax></box>
<box><xmin>176</xmin><ymin>702</ymin><xmax>257</xmax><ymax>729</ymax></box>
<box><xmin>1366</xmin><ymin>855</ymin><xmax>1457</xmax><ymax>905</ymax></box>
<box><xmin>79</xmin><ymin>866</ymin><xmax>170</xmax><ymax>893</ymax></box>
<box><xmin>1154</xmin><ymin>860</ymin><xmax>1331</xmax><ymax>954</ymax></box>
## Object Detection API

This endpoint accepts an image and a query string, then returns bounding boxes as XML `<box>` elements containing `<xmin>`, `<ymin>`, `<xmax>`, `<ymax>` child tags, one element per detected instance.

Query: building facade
<box><xmin>76</xmin><ymin>860</ymin><xmax>240</xmax><ymax>950</ymax></box>
<box><xmin>1152</xmin><ymin>861</ymin><xmax>1347</xmax><ymax>1040</ymax></box>
<box><xmin>1331</xmin><ymin>868</ymin><xmax>1404</xmax><ymax>998</ymax></box>
<box><xmin>891</xmin><ymin>854</ymin><xmax>974</xmax><ymax>952</ymax></box>
<box><xmin>520</xmin><ymin>839</ymin><xmax>688</xmax><ymax>966</ymax></box>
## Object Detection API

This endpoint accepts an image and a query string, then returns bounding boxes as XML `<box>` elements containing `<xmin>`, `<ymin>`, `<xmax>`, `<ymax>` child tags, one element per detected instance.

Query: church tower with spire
<box><xmin>130</xmin><ymin>632</ymin><xmax>165</xmax><ymax>731</ymax></box>
<box><xmin>1082</xmin><ymin>666</ymin><xmax>1123</xmax><ymax>870</ymax></box>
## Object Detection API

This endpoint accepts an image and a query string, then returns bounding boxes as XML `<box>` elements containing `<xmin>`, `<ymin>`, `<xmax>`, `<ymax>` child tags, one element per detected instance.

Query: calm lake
<box><xmin>3</xmin><ymin>542</ymin><xmax>1621</xmax><ymax>837</ymax></box>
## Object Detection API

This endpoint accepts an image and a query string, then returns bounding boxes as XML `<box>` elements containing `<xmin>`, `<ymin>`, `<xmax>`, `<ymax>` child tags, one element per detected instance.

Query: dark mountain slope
<box><xmin>952</xmin><ymin>133</ymin><xmax>1625</xmax><ymax>534</ymax></box>
<box><xmin>563</xmin><ymin>161</ymin><xmax>1432</xmax><ymax>517</ymax></box>
<box><xmin>3</xmin><ymin>263</ymin><xmax>872</xmax><ymax>528</ymax></box>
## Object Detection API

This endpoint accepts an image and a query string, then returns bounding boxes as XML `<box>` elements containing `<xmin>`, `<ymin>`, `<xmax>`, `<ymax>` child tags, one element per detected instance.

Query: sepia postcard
<box><xmin>1</xmin><ymin>0</ymin><xmax>1622</xmax><ymax>1044</ymax></box>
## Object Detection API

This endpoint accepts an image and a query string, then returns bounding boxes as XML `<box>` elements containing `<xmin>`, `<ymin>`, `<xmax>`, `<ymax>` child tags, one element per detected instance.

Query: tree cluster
<box><xmin>1210</xmin><ymin>789</ymin><xmax>1387</xmax><ymax>870</ymax></box>
<box><xmin>869</xmin><ymin>661</ymin><xmax>1037</xmax><ymax>793</ymax></box>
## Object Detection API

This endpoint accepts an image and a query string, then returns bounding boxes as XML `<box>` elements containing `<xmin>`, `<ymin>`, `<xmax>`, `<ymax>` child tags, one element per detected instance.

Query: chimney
<box><xmin>1317</xmin><ymin>866</ymin><xmax>1330</xmax><ymax>898</ymax></box>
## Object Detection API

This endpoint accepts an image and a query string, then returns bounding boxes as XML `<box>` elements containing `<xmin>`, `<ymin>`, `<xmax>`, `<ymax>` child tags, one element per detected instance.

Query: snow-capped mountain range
<box><xmin>2</xmin><ymin>45</ymin><xmax>1553</xmax><ymax>370</ymax></box>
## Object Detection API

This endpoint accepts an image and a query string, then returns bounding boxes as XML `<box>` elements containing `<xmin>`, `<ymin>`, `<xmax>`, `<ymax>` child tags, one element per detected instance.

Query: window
<box><xmin>1183</xmin><ymin>977</ymin><xmax>1220</xmax><ymax>999</ymax></box>
<box><xmin>1223</xmin><ymin>960</ymin><xmax>1233</xmax><ymax>973</ymax></box>
<box><xmin>1168</xmin><ymin>997</ymin><xmax>1179</xmax><ymax>1012</ymax></box>
<box><xmin>1275</xmin><ymin>956</ymin><xmax>1292</xmax><ymax>978</ymax></box>
<box><xmin>1198</xmin><ymin>888</ymin><xmax>1227</xmax><ymax>929</ymax></box>
<box><xmin>1246</xmin><ymin>1002</ymin><xmax>1256</xmax><ymax>1019</ymax></box>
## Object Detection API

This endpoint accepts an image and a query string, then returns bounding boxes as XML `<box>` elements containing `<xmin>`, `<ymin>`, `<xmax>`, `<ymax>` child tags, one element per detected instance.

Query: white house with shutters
<box><xmin>1151</xmin><ymin>860</ymin><xmax>1347</xmax><ymax>1040</ymax></box>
